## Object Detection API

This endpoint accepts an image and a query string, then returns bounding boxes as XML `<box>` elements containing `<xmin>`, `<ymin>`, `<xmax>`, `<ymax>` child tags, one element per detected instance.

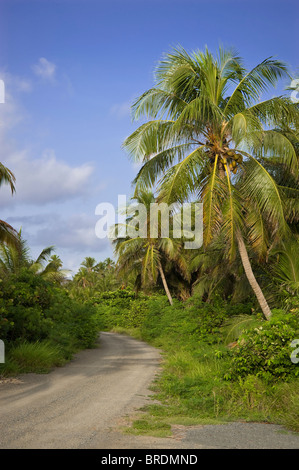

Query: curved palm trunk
<box><xmin>158</xmin><ymin>261</ymin><xmax>173</xmax><ymax>305</ymax></box>
<box><xmin>236</xmin><ymin>232</ymin><xmax>272</xmax><ymax>321</ymax></box>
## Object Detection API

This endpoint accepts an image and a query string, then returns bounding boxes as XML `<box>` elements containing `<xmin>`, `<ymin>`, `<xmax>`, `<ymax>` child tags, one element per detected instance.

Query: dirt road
<box><xmin>0</xmin><ymin>332</ymin><xmax>298</xmax><ymax>449</ymax></box>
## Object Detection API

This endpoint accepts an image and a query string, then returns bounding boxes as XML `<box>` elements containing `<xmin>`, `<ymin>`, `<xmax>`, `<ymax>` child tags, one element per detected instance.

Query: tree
<box><xmin>70</xmin><ymin>257</ymin><xmax>119</xmax><ymax>298</ymax></box>
<box><xmin>123</xmin><ymin>46</ymin><xmax>299</xmax><ymax>320</ymax></box>
<box><xmin>36</xmin><ymin>254</ymin><xmax>71</xmax><ymax>285</ymax></box>
<box><xmin>0</xmin><ymin>162</ymin><xmax>18</xmax><ymax>246</ymax></box>
<box><xmin>113</xmin><ymin>190</ymin><xmax>190</xmax><ymax>305</ymax></box>
<box><xmin>269</xmin><ymin>238</ymin><xmax>299</xmax><ymax>295</ymax></box>
<box><xmin>0</xmin><ymin>232</ymin><xmax>60</xmax><ymax>278</ymax></box>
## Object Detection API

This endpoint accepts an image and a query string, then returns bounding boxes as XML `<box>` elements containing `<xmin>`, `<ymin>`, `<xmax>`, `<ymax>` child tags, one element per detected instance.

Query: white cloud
<box><xmin>0</xmin><ymin>88</ymin><xmax>25</xmax><ymax>133</ymax></box>
<box><xmin>0</xmin><ymin>70</ymin><xmax>33</xmax><ymax>96</ymax></box>
<box><xmin>109</xmin><ymin>100</ymin><xmax>132</xmax><ymax>119</ymax></box>
<box><xmin>0</xmin><ymin>70</ymin><xmax>112</xmax><ymax>272</ymax></box>
<box><xmin>8</xmin><ymin>212</ymin><xmax>110</xmax><ymax>253</ymax></box>
<box><xmin>0</xmin><ymin>148</ymin><xmax>94</xmax><ymax>207</ymax></box>
<box><xmin>6</xmin><ymin>212</ymin><xmax>113</xmax><ymax>275</ymax></box>
<box><xmin>0</xmin><ymin>81</ymin><xmax>94</xmax><ymax>207</ymax></box>
<box><xmin>36</xmin><ymin>213</ymin><xmax>108</xmax><ymax>251</ymax></box>
<box><xmin>12</xmin><ymin>76</ymin><xmax>32</xmax><ymax>93</ymax></box>
<box><xmin>32</xmin><ymin>57</ymin><xmax>56</xmax><ymax>81</ymax></box>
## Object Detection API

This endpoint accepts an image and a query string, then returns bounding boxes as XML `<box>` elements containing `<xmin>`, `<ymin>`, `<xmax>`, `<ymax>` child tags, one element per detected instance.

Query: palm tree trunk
<box><xmin>236</xmin><ymin>231</ymin><xmax>272</xmax><ymax>321</ymax></box>
<box><xmin>158</xmin><ymin>262</ymin><xmax>173</xmax><ymax>305</ymax></box>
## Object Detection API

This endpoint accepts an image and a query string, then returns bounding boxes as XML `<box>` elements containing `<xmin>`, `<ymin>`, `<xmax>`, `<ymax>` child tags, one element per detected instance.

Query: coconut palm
<box><xmin>113</xmin><ymin>190</ymin><xmax>190</xmax><ymax>305</ymax></box>
<box><xmin>269</xmin><ymin>238</ymin><xmax>299</xmax><ymax>295</ymax></box>
<box><xmin>123</xmin><ymin>46</ymin><xmax>299</xmax><ymax>319</ymax></box>
<box><xmin>72</xmin><ymin>257</ymin><xmax>98</xmax><ymax>290</ymax></box>
<box><xmin>80</xmin><ymin>257</ymin><xmax>98</xmax><ymax>272</ymax></box>
<box><xmin>36</xmin><ymin>254</ymin><xmax>71</xmax><ymax>285</ymax></box>
<box><xmin>0</xmin><ymin>162</ymin><xmax>18</xmax><ymax>246</ymax></box>
<box><xmin>261</xmin><ymin>124</ymin><xmax>299</xmax><ymax>237</ymax></box>
<box><xmin>0</xmin><ymin>233</ymin><xmax>56</xmax><ymax>277</ymax></box>
<box><xmin>71</xmin><ymin>257</ymin><xmax>119</xmax><ymax>295</ymax></box>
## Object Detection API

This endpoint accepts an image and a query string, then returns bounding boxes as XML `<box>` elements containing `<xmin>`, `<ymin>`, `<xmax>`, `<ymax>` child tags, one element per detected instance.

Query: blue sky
<box><xmin>0</xmin><ymin>0</ymin><xmax>298</xmax><ymax>275</ymax></box>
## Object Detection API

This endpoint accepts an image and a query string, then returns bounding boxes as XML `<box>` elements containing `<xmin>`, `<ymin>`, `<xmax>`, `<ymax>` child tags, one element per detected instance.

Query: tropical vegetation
<box><xmin>0</xmin><ymin>45</ymin><xmax>298</xmax><ymax>433</ymax></box>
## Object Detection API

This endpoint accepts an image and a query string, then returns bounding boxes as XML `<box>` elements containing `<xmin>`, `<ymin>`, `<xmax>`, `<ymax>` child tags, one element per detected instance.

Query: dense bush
<box><xmin>229</xmin><ymin>310</ymin><xmax>299</xmax><ymax>382</ymax></box>
<box><xmin>0</xmin><ymin>270</ymin><xmax>54</xmax><ymax>342</ymax></box>
<box><xmin>0</xmin><ymin>269</ymin><xmax>99</xmax><ymax>361</ymax></box>
<box><xmin>140</xmin><ymin>294</ymin><xmax>249</xmax><ymax>347</ymax></box>
<box><xmin>93</xmin><ymin>291</ymin><xmax>252</xmax><ymax>348</ymax></box>
<box><xmin>92</xmin><ymin>288</ymin><xmax>149</xmax><ymax>330</ymax></box>
<box><xmin>45</xmin><ymin>291</ymin><xmax>99</xmax><ymax>353</ymax></box>
<box><xmin>93</xmin><ymin>289</ymin><xmax>299</xmax><ymax>386</ymax></box>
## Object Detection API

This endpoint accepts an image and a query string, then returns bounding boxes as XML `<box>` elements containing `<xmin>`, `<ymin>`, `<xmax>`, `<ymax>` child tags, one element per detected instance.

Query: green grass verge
<box><xmin>115</xmin><ymin>328</ymin><xmax>299</xmax><ymax>436</ymax></box>
<box><xmin>0</xmin><ymin>340</ymin><xmax>67</xmax><ymax>376</ymax></box>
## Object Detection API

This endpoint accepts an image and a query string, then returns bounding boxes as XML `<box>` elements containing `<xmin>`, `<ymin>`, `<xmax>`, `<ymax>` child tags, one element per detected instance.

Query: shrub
<box><xmin>92</xmin><ymin>288</ymin><xmax>149</xmax><ymax>330</ymax></box>
<box><xmin>0</xmin><ymin>269</ymin><xmax>99</xmax><ymax>361</ymax></box>
<box><xmin>139</xmin><ymin>294</ymin><xmax>234</xmax><ymax>349</ymax></box>
<box><xmin>0</xmin><ymin>270</ymin><xmax>54</xmax><ymax>342</ymax></box>
<box><xmin>229</xmin><ymin>310</ymin><xmax>299</xmax><ymax>382</ymax></box>
<box><xmin>45</xmin><ymin>291</ymin><xmax>99</xmax><ymax>351</ymax></box>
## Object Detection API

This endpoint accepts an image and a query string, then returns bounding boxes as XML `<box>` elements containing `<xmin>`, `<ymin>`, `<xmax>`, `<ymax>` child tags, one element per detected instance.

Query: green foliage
<box><xmin>140</xmin><ymin>294</ymin><xmax>252</xmax><ymax>347</ymax></box>
<box><xmin>45</xmin><ymin>290</ymin><xmax>99</xmax><ymax>352</ymax></box>
<box><xmin>68</xmin><ymin>257</ymin><xmax>120</xmax><ymax>301</ymax></box>
<box><xmin>0</xmin><ymin>268</ymin><xmax>99</xmax><ymax>375</ymax></box>
<box><xmin>229</xmin><ymin>311</ymin><xmax>299</xmax><ymax>382</ymax></box>
<box><xmin>0</xmin><ymin>269</ymin><xmax>54</xmax><ymax>342</ymax></box>
<box><xmin>93</xmin><ymin>288</ymin><xmax>298</xmax><ymax>432</ymax></box>
<box><xmin>92</xmin><ymin>288</ymin><xmax>149</xmax><ymax>330</ymax></box>
<box><xmin>3</xmin><ymin>341</ymin><xmax>65</xmax><ymax>374</ymax></box>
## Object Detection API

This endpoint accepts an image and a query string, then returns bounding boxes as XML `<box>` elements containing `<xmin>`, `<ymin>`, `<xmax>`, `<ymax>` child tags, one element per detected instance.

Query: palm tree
<box><xmin>0</xmin><ymin>162</ymin><xmax>18</xmax><ymax>246</ymax></box>
<box><xmin>72</xmin><ymin>257</ymin><xmax>98</xmax><ymax>290</ymax></box>
<box><xmin>36</xmin><ymin>254</ymin><xmax>71</xmax><ymax>285</ymax></box>
<box><xmin>123</xmin><ymin>46</ymin><xmax>299</xmax><ymax>320</ymax></box>
<box><xmin>0</xmin><ymin>231</ymin><xmax>57</xmax><ymax>277</ymax></box>
<box><xmin>80</xmin><ymin>256</ymin><xmax>98</xmax><ymax>272</ymax></box>
<box><xmin>269</xmin><ymin>238</ymin><xmax>299</xmax><ymax>295</ymax></box>
<box><xmin>0</xmin><ymin>162</ymin><xmax>15</xmax><ymax>193</ymax></box>
<box><xmin>113</xmin><ymin>190</ymin><xmax>190</xmax><ymax>305</ymax></box>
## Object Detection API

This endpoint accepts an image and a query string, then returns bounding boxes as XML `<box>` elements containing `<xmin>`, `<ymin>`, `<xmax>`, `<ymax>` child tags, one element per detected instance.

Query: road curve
<box><xmin>0</xmin><ymin>332</ymin><xmax>161</xmax><ymax>449</ymax></box>
<box><xmin>1</xmin><ymin>332</ymin><xmax>299</xmax><ymax>450</ymax></box>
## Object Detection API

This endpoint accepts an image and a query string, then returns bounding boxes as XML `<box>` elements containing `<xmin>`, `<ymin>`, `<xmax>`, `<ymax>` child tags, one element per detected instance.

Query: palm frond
<box><xmin>0</xmin><ymin>163</ymin><xmax>16</xmax><ymax>194</ymax></box>
<box><xmin>157</xmin><ymin>146</ymin><xmax>206</xmax><ymax>204</ymax></box>
<box><xmin>239</xmin><ymin>151</ymin><xmax>288</xmax><ymax>235</ymax></box>
<box><xmin>224</xmin><ymin>57</ymin><xmax>290</xmax><ymax>116</ymax></box>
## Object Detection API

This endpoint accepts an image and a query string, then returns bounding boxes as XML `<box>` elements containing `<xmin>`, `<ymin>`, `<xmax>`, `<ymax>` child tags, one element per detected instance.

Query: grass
<box><xmin>123</xmin><ymin>416</ymin><xmax>172</xmax><ymax>438</ymax></box>
<box><xmin>115</xmin><ymin>327</ymin><xmax>299</xmax><ymax>436</ymax></box>
<box><xmin>0</xmin><ymin>340</ymin><xmax>66</xmax><ymax>376</ymax></box>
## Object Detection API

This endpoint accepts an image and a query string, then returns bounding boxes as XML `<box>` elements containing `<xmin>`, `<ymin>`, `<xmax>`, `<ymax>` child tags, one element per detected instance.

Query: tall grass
<box><xmin>0</xmin><ymin>341</ymin><xmax>66</xmax><ymax>376</ymax></box>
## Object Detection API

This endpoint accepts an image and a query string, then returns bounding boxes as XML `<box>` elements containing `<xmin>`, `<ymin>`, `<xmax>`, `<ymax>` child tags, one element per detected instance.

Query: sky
<box><xmin>0</xmin><ymin>0</ymin><xmax>298</xmax><ymax>276</ymax></box>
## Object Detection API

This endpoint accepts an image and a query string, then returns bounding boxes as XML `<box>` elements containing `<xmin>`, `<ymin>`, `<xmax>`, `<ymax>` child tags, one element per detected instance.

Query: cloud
<box><xmin>0</xmin><ymin>85</ymin><xmax>94</xmax><ymax>207</ymax></box>
<box><xmin>0</xmin><ymin>87</ymin><xmax>26</xmax><ymax>133</ymax></box>
<box><xmin>0</xmin><ymin>148</ymin><xmax>94</xmax><ymax>207</ymax></box>
<box><xmin>11</xmin><ymin>76</ymin><xmax>32</xmax><ymax>93</ymax></box>
<box><xmin>6</xmin><ymin>212</ymin><xmax>113</xmax><ymax>275</ymax></box>
<box><xmin>32</xmin><ymin>57</ymin><xmax>56</xmax><ymax>81</ymax></box>
<box><xmin>8</xmin><ymin>212</ymin><xmax>110</xmax><ymax>253</ymax></box>
<box><xmin>0</xmin><ymin>70</ymin><xmax>33</xmax><ymax>97</ymax></box>
<box><xmin>36</xmin><ymin>213</ymin><xmax>108</xmax><ymax>251</ymax></box>
<box><xmin>109</xmin><ymin>100</ymin><xmax>132</xmax><ymax>119</ymax></box>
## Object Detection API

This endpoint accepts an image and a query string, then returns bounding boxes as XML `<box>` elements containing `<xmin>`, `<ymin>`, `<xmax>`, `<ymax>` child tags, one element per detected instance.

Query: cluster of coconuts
<box><xmin>219</xmin><ymin>149</ymin><xmax>243</xmax><ymax>174</ymax></box>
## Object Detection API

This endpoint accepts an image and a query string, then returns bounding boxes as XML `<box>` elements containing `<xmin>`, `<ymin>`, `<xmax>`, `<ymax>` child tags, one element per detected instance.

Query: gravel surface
<box><xmin>0</xmin><ymin>332</ymin><xmax>298</xmax><ymax>449</ymax></box>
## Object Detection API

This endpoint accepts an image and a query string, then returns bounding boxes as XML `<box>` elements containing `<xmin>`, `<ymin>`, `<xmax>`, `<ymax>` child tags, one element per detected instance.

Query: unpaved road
<box><xmin>0</xmin><ymin>332</ymin><xmax>298</xmax><ymax>449</ymax></box>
